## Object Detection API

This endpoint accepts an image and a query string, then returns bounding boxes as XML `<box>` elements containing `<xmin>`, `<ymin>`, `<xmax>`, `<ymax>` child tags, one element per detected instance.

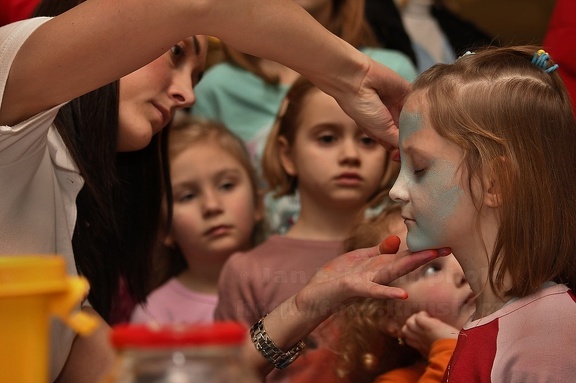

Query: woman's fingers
<box><xmin>372</xmin><ymin>248</ymin><xmax>439</xmax><ymax>284</ymax></box>
<box><xmin>378</xmin><ymin>235</ymin><xmax>401</xmax><ymax>255</ymax></box>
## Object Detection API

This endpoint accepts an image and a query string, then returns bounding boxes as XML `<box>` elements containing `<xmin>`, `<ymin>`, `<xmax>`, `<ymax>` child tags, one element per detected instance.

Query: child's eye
<box><xmin>219</xmin><ymin>181</ymin><xmax>236</xmax><ymax>191</ymax></box>
<box><xmin>359</xmin><ymin>136</ymin><xmax>377</xmax><ymax>147</ymax></box>
<box><xmin>318</xmin><ymin>134</ymin><xmax>336</xmax><ymax>144</ymax></box>
<box><xmin>414</xmin><ymin>168</ymin><xmax>427</xmax><ymax>177</ymax></box>
<box><xmin>178</xmin><ymin>191</ymin><xmax>196</xmax><ymax>202</ymax></box>
<box><xmin>422</xmin><ymin>264</ymin><xmax>441</xmax><ymax>277</ymax></box>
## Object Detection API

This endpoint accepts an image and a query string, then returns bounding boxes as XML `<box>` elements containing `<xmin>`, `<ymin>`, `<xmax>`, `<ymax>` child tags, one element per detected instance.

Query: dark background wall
<box><xmin>445</xmin><ymin>0</ymin><xmax>556</xmax><ymax>45</ymax></box>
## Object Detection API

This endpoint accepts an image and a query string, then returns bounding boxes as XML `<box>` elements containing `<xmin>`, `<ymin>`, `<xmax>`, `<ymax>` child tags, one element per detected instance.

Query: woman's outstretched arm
<box><xmin>1</xmin><ymin>0</ymin><xmax>407</xmax><ymax>147</ymax></box>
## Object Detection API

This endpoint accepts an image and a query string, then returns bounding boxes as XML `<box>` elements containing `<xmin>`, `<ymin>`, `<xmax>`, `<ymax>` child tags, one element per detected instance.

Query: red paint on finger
<box><xmin>378</xmin><ymin>235</ymin><xmax>400</xmax><ymax>254</ymax></box>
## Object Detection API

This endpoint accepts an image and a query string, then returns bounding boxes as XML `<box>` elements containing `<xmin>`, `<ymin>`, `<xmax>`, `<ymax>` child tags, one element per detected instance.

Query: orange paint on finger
<box><xmin>378</xmin><ymin>235</ymin><xmax>401</xmax><ymax>254</ymax></box>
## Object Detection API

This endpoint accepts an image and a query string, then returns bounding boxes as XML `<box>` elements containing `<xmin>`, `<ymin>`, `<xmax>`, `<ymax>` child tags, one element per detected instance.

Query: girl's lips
<box><xmin>403</xmin><ymin>217</ymin><xmax>416</xmax><ymax>226</ymax></box>
<box><xmin>334</xmin><ymin>173</ymin><xmax>362</xmax><ymax>186</ymax></box>
<box><xmin>205</xmin><ymin>225</ymin><xmax>231</xmax><ymax>237</ymax></box>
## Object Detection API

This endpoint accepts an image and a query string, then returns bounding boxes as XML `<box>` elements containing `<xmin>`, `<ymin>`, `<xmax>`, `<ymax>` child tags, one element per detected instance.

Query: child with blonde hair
<box><xmin>131</xmin><ymin>115</ymin><xmax>266</xmax><ymax>324</ymax></box>
<box><xmin>390</xmin><ymin>46</ymin><xmax>576</xmax><ymax>381</ymax></box>
<box><xmin>215</xmin><ymin>77</ymin><xmax>398</xmax><ymax>383</ymax></box>
<box><xmin>336</xmin><ymin>203</ymin><xmax>474</xmax><ymax>383</ymax></box>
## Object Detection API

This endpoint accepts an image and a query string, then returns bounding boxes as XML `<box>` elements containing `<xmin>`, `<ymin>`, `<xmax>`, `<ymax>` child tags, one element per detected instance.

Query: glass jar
<box><xmin>102</xmin><ymin>322</ymin><xmax>260</xmax><ymax>383</ymax></box>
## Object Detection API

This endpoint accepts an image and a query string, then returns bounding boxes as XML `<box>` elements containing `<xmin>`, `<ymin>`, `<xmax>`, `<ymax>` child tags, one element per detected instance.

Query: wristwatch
<box><xmin>250</xmin><ymin>315</ymin><xmax>306</xmax><ymax>369</ymax></box>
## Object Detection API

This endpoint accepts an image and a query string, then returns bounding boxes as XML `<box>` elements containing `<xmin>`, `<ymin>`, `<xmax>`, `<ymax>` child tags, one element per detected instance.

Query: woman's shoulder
<box><xmin>0</xmin><ymin>17</ymin><xmax>50</xmax><ymax>40</ymax></box>
<box><xmin>1</xmin><ymin>18</ymin><xmax>52</xmax><ymax>95</ymax></box>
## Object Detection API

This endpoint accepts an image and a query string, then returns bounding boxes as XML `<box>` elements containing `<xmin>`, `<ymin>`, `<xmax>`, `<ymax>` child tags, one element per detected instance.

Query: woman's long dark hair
<box><xmin>33</xmin><ymin>0</ymin><xmax>170</xmax><ymax>322</ymax></box>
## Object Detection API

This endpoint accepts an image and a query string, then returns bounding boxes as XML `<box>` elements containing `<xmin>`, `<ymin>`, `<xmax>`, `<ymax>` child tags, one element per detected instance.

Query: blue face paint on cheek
<box><xmin>406</xmin><ymin>160</ymin><xmax>464</xmax><ymax>251</ymax></box>
<box><xmin>397</xmin><ymin>109</ymin><xmax>465</xmax><ymax>251</ymax></box>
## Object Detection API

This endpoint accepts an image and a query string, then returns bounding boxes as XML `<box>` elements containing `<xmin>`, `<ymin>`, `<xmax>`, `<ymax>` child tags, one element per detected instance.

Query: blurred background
<box><xmin>443</xmin><ymin>0</ymin><xmax>556</xmax><ymax>45</ymax></box>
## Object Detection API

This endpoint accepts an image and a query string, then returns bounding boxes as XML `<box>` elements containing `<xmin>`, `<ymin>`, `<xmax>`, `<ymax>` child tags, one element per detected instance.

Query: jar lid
<box><xmin>110</xmin><ymin>322</ymin><xmax>247</xmax><ymax>349</ymax></box>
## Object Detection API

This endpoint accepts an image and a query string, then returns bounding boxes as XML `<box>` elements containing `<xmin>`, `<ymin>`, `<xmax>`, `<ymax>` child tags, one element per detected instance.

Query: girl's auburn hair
<box><xmin>412</xmin><ymin>45</ymin><xmax>576</xmax><ymax>297</ymax></box>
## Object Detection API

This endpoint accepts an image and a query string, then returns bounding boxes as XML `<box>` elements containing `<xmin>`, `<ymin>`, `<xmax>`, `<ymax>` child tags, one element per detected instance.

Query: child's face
<box><xmin>165</xmin><ymin>139</ymin><xmax>262</xmax><ymax>265</ymax></box>
<box><xmin>390</xmin><ymin>94</ymin><xmax>479</xmax><ymax>253</ymax></box>
<box><xmin>390</xmin><ymin>253</ymin><xmax>476</xmax><ymax>330</ymax></box>
<box><xmin>282</xmin><ymin>89</ymin><xmax>387</xmax><ymax>210</ymax></box>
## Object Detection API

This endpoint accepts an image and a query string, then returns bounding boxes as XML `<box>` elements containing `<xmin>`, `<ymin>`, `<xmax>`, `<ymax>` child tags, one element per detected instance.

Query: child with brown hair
<box><xmin>215</xmin><ymin>77</ymin><xmax>398</xmax><ymax>383</ymax></box>
<box><xmin>191</xmin><ymin>0</ymin><xmax>417</xmax><ymax>223</ymax></box>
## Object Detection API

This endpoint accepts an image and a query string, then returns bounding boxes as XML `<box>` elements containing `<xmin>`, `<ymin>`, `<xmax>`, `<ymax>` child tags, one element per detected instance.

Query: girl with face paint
<box><xmin>390</xmin><ymin>46</ymin><xmax>576</xmax><ymax>382</ymax></box>
<box><xmin>0</xmin><ymin>0</ymin><xmax>421</xmax><ymax>380</ymax></box>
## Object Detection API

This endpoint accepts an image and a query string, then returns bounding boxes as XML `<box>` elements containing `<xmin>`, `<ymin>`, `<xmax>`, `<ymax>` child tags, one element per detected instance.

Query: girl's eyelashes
<box><xmin>414</xmin><ymin>168</ymin><xmax>427</xmax><ymax>177</ymax></box>
<box><xmin>177</xmin><ymin>190</ymin><xmax>197</xmax><ymax>203</ymax></box>
<box><xmin>219</xmin><ymin>180</ymin><xmax>237</xmax><ymax>192</ymax></box>
<box><xmin>359</xmin><ymin>135</ymin><xmax>377</xmax><ymax>147</ymax></box>
<box><xmin>317</xmin><ymin>133</ymin><xmax>336</xmax><ymax>144</ymax></box>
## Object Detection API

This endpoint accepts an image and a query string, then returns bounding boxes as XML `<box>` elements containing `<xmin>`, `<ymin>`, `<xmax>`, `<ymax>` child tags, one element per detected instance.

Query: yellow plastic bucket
<box><xmin>0</xmin><ymin>255</ymin><xmax>100</xmax><ymax>383</ymax></box>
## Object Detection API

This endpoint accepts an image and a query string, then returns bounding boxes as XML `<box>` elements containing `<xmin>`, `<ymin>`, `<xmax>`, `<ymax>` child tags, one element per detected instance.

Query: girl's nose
<box><xmin>201</xmin><ymin>190</ymin><xmax>223</xmax><ymax>217</ymax></box>
<box><xmin>389</xmin><ymin>174</ymin><xmax>408</xmax><ymax>203</ymax></box>
<box><xmin>339</xmin><ymin>139</ymin><xmax>361</xmax><ymax>165</ymax></box>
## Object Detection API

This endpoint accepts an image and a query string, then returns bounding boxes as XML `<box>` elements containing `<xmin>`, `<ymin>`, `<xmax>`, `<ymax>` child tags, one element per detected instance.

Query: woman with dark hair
<box><xmin>1</xmin><ymin>0</ymin><xmax>421</xmax><ymax>381</ymax></box>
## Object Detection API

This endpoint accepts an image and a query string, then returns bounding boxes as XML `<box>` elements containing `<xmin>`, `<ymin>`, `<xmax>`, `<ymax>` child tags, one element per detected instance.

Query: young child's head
<box><xmin>262</xmin><ymin>77</ymin><xmax>398</xmax><ymax>211</ymax></box>
<box><xmin>390</xmin><ymin>46</ymin><xmax>576</xmax><ymax>299</ymax></box>
<box><xmin>156</xmin><ymin>115</ymin><xmax>266</xmax><ymax>282</ymax></box>
<box><xmin>337</xmin><ymin>202</ymin><xmax>474</xmax><ymax>382</ymax></box>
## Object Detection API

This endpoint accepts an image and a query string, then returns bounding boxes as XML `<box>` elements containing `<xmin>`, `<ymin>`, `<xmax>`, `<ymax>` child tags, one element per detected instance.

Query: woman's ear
<box><xmin>278</xmin><ymin>136</ymin><xmax>297</xmax><ymax>176</ymax></box>
<box><xmin>163</xmin><ymin>233</ymin><xmax>176</xmax><ymax>249</ymax></box>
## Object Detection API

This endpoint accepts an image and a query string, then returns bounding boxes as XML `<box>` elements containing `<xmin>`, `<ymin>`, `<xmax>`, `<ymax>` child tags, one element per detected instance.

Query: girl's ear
<box><xmin>484</xmin><ymin>178</ymin><xmax>502</xmax><ymax>207</ymax></box>
<box><xmin>278</xmin><ymin>136</ymin><xmax>297</xmax><ymax>176</ymax></box>
<box><xmin>482</xmin><ymin>159</ymin><xmax>504</xmax><ymax>208</ymax></box>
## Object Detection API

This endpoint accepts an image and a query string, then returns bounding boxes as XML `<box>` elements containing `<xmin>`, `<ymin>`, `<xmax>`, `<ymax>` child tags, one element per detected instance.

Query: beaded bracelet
<box><xmin>249</xmin><ymin>315</ymin><xmax>306</xmax><ymax>369</ymax></box>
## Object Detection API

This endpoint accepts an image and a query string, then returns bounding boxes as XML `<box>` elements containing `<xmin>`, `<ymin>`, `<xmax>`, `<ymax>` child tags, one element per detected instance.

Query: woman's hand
<box><xmin>326</xmin><ymin>56</ymin><xmax>410</xmax><ymax>151</ymax></box>
<box><xmin>293</xmin><ymin>236</ymin><xmax>450</xmax><ymax>322</ymax></box>
<box><xmin>244</xmin><ymin>236</ymin><xmax>450</xmax><ymax>376</ymax></box>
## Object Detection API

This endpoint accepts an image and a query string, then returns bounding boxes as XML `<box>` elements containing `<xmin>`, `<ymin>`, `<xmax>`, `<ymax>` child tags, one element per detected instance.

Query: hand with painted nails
<box><xmin>244</xmin><ymin>235</ymin><xmax>451</xmax><ymax>376</ymax></box>
<box><xmin>294</xmin><ymin>235</ymin><xmax>451</xmax><ymax>316</ymax></box>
